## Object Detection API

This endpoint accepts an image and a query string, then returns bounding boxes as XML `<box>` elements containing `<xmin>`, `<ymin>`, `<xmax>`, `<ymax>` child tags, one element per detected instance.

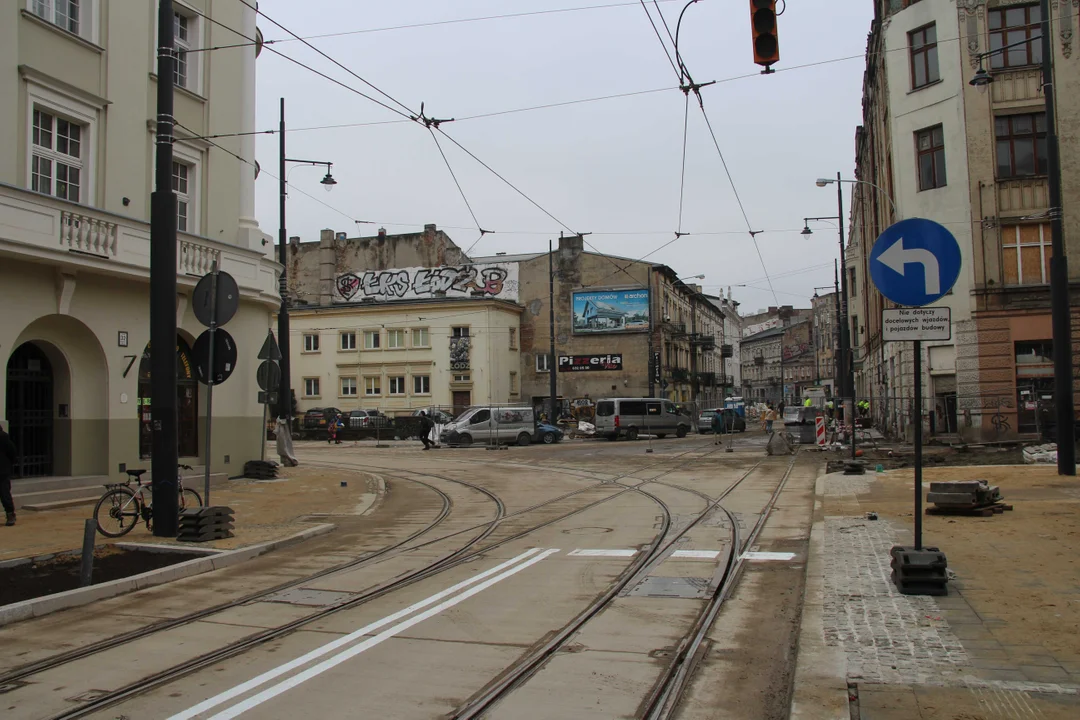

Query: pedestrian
<box><xmin>1</xmin><ymin>420</ymin><xmax>17</xmax><ymax>526</ymax></box>
<box><xmin>711</xmin><ymin>409</ymin><xmax>723</xmax><ymax>443</ymax></box>
<box><xmin>327</xmin><ymin>413</ymin><xmax>342</xmax><ymax>444</ymax></box>
<box><xmin>765</xmin><ymin>405</ymin><xmax>777</xmax><ymax>435</ymax></box>
<box><xmin>418</xmin><ymin>410</ymin><xmax>435</xmax><ymax>450</ymax></box>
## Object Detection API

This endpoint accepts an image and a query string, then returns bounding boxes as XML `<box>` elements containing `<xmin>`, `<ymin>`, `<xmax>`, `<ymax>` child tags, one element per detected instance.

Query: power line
<box><xmin>637</xmin><ymin>0</ymin><xmax>682</xmax><ymax>81</ymax></box>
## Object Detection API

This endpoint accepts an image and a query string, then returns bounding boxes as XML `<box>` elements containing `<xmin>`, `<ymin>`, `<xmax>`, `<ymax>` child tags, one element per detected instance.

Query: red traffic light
<box><xmin>750</xmin><ymin>0</ymin><xmax>780</xmax><ymax>68</ymax></box>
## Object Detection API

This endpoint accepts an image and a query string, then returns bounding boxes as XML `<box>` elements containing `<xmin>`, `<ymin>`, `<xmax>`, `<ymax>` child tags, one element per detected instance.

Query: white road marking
<box><xmin>169</xmin><ymin>548</ymin><xmax>550</xmax><ymax>720</ymax></box>
<box><xmin>670</xmin><ymin>550</ymin><xmax>721</xmax><ymax>560</ymax></box>
<box><xmin>206</xmin><ymin>549</ymin><xmax>560</xmax><ymax>720</ymax></box>
<box><xmin>567</xmin><ymin>549</ymin><xmax>638</xmax><ymax>557</ymax></box>
<box><xmin>741</xmin><ymin>551</ymin><xmax>797</xmax><ymax>562</ymax></box>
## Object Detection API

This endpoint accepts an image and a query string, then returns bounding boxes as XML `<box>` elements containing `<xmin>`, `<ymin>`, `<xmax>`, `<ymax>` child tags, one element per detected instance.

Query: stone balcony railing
<box><xmin>0</xmin><ymin>183</ymin><xmax>279</xmax><ymax>302</ymax></box>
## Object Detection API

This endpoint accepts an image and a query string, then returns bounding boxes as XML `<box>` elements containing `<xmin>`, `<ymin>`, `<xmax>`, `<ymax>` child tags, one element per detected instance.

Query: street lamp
<box><xmin>277</xmin><ymin>97</ymin><xmax>339</xmax><ymax>443</ymax></box>
<box><xmin>964</xmin><ymin>2</ymin><xmax>1073</xmax><ymax>474</ymax></box>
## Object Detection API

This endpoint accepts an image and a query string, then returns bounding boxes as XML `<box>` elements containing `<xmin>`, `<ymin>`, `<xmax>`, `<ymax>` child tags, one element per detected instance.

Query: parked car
<box><xmin>411</xmin><ymin>408</ymin><xmax>454</xmax><ymax>425</ymax></box>
<box><xmin>350</xmin><ymin>409</ymin><xmax>392</xmax><ymax>429</ymax></box>
<box><xmin>698</xmin><ymin>408</ymin><xmax>746</xmax><ymax>434</ymax></box>
<box><xmin>535</xmin><ymin>422</ymin><xmax>564</xmax><ymax>445</ymax></box>
<box><xmin>441</xmin><ymin>406</ymin><xmax>536</xmax><ymax>447</ymax></box>
<box><xmin>593</xmin><ymin>398</ymin><xmax>691</xmax><ymax>441</ymax></box>
<box><xmin>303</xmin><ymin>407</ymin><xmax>342</xmax><ymax>430</ymax></box>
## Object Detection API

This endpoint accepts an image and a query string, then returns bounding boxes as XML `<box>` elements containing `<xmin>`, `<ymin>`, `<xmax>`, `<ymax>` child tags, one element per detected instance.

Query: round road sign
<box><xmin>193</xmin><ymin>329</ymin><xmax>237</xmax><ymax>385</ymax></box>
<box><xmin>869</xmin><ymin>218</ymin><xmax>962</xmax><ymax>307</ymax></box>
<box><xmin>256</xmin><ymin>360</ymin><xmax>281</xmax><ymax>391</ymax></box>
<box><xmin>193</xmin><ymin>271</ymin><xmax>240</xmax><ymax>328</ymax></box>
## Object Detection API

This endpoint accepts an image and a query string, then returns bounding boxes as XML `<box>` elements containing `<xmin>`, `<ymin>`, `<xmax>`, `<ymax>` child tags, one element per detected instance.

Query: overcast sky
<box><xmin>252</xmin><ymin>0</ymin><xmax>874</xmax><ymax>314</ymax></box>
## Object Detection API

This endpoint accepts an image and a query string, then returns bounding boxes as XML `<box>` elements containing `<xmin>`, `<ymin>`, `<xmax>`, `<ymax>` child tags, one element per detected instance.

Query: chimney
<box><xmin>318</xmin><ymin>228</ymin><xmax>336</xmax><ymax>306</ymax></box>
<box><xmin>378</xmin><ymin>227</ymin><xmax>387</xmax><ymax>240</ymax></box>
<box><xmin>289</xmin><ymin>235</ymin><xmax>300</xmax><ymax>247</ymax></box>
<box><xmin>558</xmin><ymin>234</ymin><xmax>584</xmax><ymax>261</ymax></box>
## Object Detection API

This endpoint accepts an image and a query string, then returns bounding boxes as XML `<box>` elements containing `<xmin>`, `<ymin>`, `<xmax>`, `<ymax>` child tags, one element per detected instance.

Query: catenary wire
<box><xmin>637</xmin><ymin>0</ymin><xmax>682</xmax><ymax>81</ymax></box>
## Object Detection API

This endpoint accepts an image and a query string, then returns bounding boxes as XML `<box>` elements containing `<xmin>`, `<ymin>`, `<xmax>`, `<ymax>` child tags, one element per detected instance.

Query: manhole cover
<box><xmin>561</xmin><ymin>527</ymin><xmax>613</xmax><ymax>535</ymax></box>
<box><xmin>263</xmin><ymin>588</ymin><xmax>354</xmax><ymax>607</ymax></box>
<box><xmin>66</xmin><ymin>689</ymin><xmax>110</xmax><ymax>702</ymax></box>
<box><xmin>626</xmin><ymin>576</ymin><xmax>709</xmax><ymax>599</ymax></box>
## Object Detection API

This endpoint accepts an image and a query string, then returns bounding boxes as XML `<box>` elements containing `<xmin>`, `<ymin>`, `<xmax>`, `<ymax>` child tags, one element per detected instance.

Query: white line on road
<box><xmin>566</xmin><ymin>549</ymin><xmax>638</xmax><ymax>557</ymax></box>
<box><xmin>169</xmin><ymin>548</ymin><xmax>550</xmax><ymax>720</ymax></box>
<box><xmin>670</xmin><ymin>550</ymin><xmax>721</xmax><ymax>560</ymax></box>
<box><xmin>741</xmin><ymin>551</ymin><xmax>797</xmax><ymax>562</ymax></box>
<box><xmin>206</xmin><ymin>549</ymin><xmax>561</xmax><ymax>720</ymax></box>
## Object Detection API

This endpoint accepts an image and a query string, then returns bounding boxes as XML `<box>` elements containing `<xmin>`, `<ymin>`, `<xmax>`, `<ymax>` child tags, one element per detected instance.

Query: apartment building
<box><xmin>0</xmin><ymin>2</ymin><xmax>278</xmax><ymax>477</ymax></box>
<box><xmin>849</xmin><ymin>0</ymin><xmax>1079</xmax><ymax>441</ymax></box>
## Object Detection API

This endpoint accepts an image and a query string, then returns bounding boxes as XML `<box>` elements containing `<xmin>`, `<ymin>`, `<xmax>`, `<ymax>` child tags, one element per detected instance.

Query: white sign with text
<box><xmin>882</xmin><ymin>307</ymin><xmax>951</xmax><ymax>342</ymax></box>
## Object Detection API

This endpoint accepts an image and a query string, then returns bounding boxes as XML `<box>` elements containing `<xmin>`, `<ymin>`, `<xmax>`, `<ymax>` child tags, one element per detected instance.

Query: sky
<box><xmin>251</xmin><ymin>0</ymin><xmax>875</xmax><ymax>315</ymax></box>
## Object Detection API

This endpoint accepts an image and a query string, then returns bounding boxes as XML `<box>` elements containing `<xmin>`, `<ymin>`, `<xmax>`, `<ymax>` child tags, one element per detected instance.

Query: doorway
<box><xmin>138</xmin><ymin>337</ymin><xmax>199</xmax><ymax>458</ymax></box>
<box><xmin>452</xmin><ymin>390</ymin><xmax>471</xmax><ymax>418</ymax></box>
<box><xmin>5</xmin><ymin>343</ymin><xmax>54</xmax><ymax>477</ymax></box>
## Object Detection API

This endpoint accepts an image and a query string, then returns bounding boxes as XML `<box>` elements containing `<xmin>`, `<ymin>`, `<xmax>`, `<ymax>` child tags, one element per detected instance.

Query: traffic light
<box><xmin>750</xmin><ymin>0</ymin><xmax>780</xmax><ymax>69</ymax></box>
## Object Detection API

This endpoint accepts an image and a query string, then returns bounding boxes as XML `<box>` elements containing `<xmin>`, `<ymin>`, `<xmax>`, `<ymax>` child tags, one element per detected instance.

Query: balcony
<box><xmin>696</xmin><ymin>371</ymin><xmax>716</xmax><ymax>387</ymax></box>
<box><xmin>671</xmin><ymin>367</ymin><xmax>690</xmax><ymax>383</ymax></box>
<box><xmin>0</xmin><ymin>183</ymin><xmax>279</xmax><ymax>302</ymax></box>
<box><xmin>997</xmin><ymin>176</ymin><xmax>1049</xmax><ymax>217</ymax></box>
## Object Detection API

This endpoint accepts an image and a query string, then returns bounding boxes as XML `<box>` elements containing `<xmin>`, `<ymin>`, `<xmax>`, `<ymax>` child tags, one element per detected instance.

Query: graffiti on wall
<box><xmin>335</xmin><ymin>263</ymin><xmax>519</xmax><ymax>302</ymax></box>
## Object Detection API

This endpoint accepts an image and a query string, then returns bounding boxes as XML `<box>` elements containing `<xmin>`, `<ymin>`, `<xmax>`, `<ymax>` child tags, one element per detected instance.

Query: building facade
<box><xmin>850</xmin><ymin>0</ymin><xmax>1080</xmax><ymax>442</ymax></box>
<box><xmin>708</xmin><ymin>289</ymin><xmax>742</xmax><ymax>400</ymax></box>
<box><xmin>286</xmin><ymin>299</ymin><xmax>523</xmax><ymax>417</ymax></box>
<box><xmin>812</xmin><ymin>290</ymin><xmax>839</xmax><ymax>394</ymax></box>
<box><xmin>0</xmin><ymin>1</ymin><xmax>278</xmax><ymax>478</ymax></box>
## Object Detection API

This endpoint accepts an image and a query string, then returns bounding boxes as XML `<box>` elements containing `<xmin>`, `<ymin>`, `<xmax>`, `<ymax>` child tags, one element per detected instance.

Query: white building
<box><xmin>0</xmin><ymin>2</ymin><xmax>278</xmax><ymax>478</ymax></box>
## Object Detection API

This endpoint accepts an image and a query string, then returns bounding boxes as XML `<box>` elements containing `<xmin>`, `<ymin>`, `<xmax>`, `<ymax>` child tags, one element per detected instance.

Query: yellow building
<box><xmin>0</xmin><ymin>2</ymin><xmax>278</xmax><ymax>479</ymax></box>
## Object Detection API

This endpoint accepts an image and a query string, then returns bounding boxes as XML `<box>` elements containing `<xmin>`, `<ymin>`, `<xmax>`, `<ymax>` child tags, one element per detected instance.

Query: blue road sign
<box><xmin>869</xmin><ymin>218</ymin><xmax>961</xmax><ymax>307</ymax></box>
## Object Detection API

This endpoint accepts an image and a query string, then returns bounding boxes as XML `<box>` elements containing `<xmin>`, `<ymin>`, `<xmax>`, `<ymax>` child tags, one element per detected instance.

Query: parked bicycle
<box><xmin>93</xmin><ymin>464</ymin><xmax>203</xmax><ymax>537</ymax></box>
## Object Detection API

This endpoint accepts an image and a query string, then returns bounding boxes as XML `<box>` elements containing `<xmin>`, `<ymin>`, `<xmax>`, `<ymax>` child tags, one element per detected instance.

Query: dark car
<box><xmin>350</xmin><ymin>409</ymin><xmax>392</xmax><ymax>429</ymax></box>
<box><xmin>303</xmin><ymin>407</ymin><xmax>342</xmax><ymax>430</ymax></box>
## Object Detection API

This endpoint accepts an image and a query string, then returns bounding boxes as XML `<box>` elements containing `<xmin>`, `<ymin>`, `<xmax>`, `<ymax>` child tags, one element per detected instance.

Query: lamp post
<box><xmin>277</xmin><ymin>98</ymin><xmax>337</xmax><ymax>443</ymax></box>
<box><xmin>967</xmin><ymin>1</ymin><xmax>1074</xmax><ymax>475</ymax></box>
<box><xmin>802</xmin><ymin>212</ymin><xmax>856</xmax><ymax>459</ymax></box>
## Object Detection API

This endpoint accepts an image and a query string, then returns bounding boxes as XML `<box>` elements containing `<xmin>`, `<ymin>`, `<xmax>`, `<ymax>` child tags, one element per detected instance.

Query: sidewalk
<box><xmin>0</xmin><ymin>463</ymin><xmax>382</xmax><ymax>562</ymax></box>
<box><xmin>792</xmin><ymin>462</ymin><xmax>1080</xmax><ymax>719</ymax></box>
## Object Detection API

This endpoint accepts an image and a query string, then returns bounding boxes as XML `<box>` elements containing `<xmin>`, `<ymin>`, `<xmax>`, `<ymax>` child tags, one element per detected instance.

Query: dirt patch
<box><xmin>1</xmin><ymin>546</ymin><xmax>204</xmax><ymax>606</ymax></box>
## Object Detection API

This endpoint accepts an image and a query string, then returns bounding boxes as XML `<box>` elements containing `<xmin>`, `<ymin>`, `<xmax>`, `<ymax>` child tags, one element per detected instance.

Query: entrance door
<box><xmin>138</xmin><ymin>337</ymin><xmax>199</xmax><ymax>458</ymax></box>
<box><xmin>452</xmin><ymin>391</ymin><xmax>471</xmax><ymax>418</ymax></box>
<box><xmin>6</xmin><ymin>343</ymin><xmax>53</xmax><ymax>477</ymax></box>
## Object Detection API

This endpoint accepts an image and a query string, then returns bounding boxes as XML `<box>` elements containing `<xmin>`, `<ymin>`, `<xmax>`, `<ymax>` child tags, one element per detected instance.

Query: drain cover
<box><xmin>263</xmin><ymin>588</ymin><xmax>354</xmax><ymax>607</ymax></box>
<box><xmin>626</xmin><ymin>576</ymin><xmax>709</xmax><ymax>599</ymax></box>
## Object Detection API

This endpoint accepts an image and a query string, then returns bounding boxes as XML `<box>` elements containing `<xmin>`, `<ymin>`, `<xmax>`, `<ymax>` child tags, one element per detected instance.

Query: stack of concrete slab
<box><xmin>177</xmin><ymin>506</ymin><xmax>235</xmax><ymax>542</ymax></box>
<box><xmin>243</xmin><ymin>460</ymin><xmax>279</xmax><ymax>480</ymax></box>
<box><xmin>926</xmin><ymin>480</ymin><xmax>1011</xmax><ymax>516</ymax></box>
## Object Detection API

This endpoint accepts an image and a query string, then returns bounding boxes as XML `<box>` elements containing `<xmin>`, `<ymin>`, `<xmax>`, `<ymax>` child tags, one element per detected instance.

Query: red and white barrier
<box><xmin>816</xmin><ymin>415</ymin><xmax>826</xmax><ymax>447</ymax></box>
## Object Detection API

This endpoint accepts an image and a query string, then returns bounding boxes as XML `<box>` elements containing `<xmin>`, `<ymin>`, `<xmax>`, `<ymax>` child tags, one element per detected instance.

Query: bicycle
<box><xmin>93</xmin><ymin>464</ymin><xmax>203</xmax><ymax>537</ymax></box>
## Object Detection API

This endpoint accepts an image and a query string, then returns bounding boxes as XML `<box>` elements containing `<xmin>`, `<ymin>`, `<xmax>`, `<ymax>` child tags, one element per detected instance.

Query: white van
<box><xmin>440</xmin><ymin>406</ymin><xmax>536</xmax><ymax>446</ymax></box>
<box><xmin>593</xmin><ymin>398</ymin><xmax>691</xmax><ymax>441</ymax></box>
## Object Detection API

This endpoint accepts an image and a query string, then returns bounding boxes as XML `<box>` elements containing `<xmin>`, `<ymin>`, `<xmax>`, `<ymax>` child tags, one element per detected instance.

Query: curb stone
<box><xmin>0</xmin><ymin>523</ymin><xmax>335</xmax><ymax>628</ymax></box>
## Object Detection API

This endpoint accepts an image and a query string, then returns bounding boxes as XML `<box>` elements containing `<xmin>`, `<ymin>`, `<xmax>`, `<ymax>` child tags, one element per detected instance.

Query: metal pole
<box><xmin>648</xmin><ymin>269</ymin><xmax>656</xmax><ymax>398</ymax></box>
<box><xmin>151</xmin><ymin>0</ymin><xmax>179</xmax><ymax>537</ymax></box>
<box><xmin>277</xmin><ymin>98</ymin><xmax>294</xmax><ymax>448</ymax></box>
<box><xmin>79</xmin><ymin>518</ymin><xmax>96</xmax><ymax>587</ymax></box>
<box><xmin>202</xmin><ymin>262</ymin><xmax>219</xmax><ymax>506</ymax></box>
<box><xmin>837</xmin><ymin>171</ymin><xmax>857</xmax><ymax>461</ymax></box>
<box><xmin>914</xmin><ymin>339</ymin><xmax>923</xmax><ymax>550</ymax></box>
<box><xmin>1039</xmin><ymin>0</ymin><xmax>1076</xmax><ymax>475</ymax></box>
<box><xmin>548</xmin><ymin>239</ymin><xmax>558</xmax><ymax>423</ymax></box>
<box><xmin>834</xmin><ymin>260</ymin><xmax>841</xmax><ymax>398</ymax></box>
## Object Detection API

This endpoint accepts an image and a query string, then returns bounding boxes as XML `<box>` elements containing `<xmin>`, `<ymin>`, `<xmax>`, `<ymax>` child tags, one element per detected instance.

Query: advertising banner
<box><xmin>572</xmin><ymin>289</ymin><xmax>650</xmax><ymax>334</ymax></box>
<box><xmin>334</xmin><ymin>263</ymin><xmax>519</xmax><ymax>303</ymax></box>
<box><xmin>558</xmin><ymin>354</ymin><xmax>623</xmax><ymax>372</ymax></box>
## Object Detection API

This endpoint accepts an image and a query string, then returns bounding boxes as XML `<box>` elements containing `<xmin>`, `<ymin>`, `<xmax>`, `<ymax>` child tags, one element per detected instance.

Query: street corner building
<box><xmin>848</xmin><ymin>0</ymin><xmax>1080</xmax><ymax>444</ymax></box>
<box><xmin>0</xmin><ymin>2</ymin><xmax>280</xmax><ymax>479</ymax></box>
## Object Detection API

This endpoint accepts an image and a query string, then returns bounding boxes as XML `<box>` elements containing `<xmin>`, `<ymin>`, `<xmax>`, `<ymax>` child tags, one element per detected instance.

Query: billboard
<box><xmin>333</xmin><ymin>263</ymin><xmax>519</xmax><ymax>303</ymax></box>
<box><xmin>558</xmin><ymin>354</ymin><xmax>623</xmax><ymax>372</ymax></box>
<box><xmin>572</xmin><ymin>289</ymin><xmax>650</xmax><ymax>334</ymax></box>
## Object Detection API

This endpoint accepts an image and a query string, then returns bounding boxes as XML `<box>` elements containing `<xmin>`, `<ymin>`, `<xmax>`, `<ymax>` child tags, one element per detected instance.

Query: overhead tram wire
<box><xmin>638</xmin><ymin>0</ymin><xmax>682</xmax><ymax>81</ymax></box>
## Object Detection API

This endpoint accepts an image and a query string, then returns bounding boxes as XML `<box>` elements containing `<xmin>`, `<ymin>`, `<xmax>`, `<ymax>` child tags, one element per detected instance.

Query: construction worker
<box><xmin>803</xmin><ymin>397</ymin><xmax>813</xmax><ymax>408</ymax></box>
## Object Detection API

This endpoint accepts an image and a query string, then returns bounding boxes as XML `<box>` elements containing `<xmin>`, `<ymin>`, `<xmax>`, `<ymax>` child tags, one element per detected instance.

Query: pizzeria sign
<box><xmin>558</xmin><ymin>354</ymin><xmax>623</xmax><ymax>372</ymax></box>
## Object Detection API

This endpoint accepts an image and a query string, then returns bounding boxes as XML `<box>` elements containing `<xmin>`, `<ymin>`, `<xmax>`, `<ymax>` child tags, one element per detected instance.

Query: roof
<box><xmin>469</xmin><ymin>252</ymin><xmax>545</xmax><ymax>263</ymax></box>
<box><xmin>742</xmin><ymin>327</ymin><xmax>784</xmax><ymax>343</ymax></box>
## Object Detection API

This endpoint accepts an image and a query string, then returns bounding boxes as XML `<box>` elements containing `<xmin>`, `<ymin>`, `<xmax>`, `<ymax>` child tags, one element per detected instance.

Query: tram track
<box><xmin>34</xmin><ymin>438</ymin><xmax>733</xmax><ymax>719</ymax></box>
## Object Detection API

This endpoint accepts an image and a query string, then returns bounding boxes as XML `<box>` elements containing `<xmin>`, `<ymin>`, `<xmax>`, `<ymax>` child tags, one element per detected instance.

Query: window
<box><xmin>340</xmin><ymin>332</ymin><xmax>356</xmax><ymax>351</ymax></box>
<box><xmin>916</xmin><ymin>126</ymin><xmax>946</xmax><ymax>190</ymax></box>
<box><xmin>412</xmin><ymin>328</ymin><xmax>429</xmax><ymax>348</ymax></box>
<box><xmin>909</xmin><ymin>24</ymin><xmax>939</xmax><ymax>90</ymax></box>
<box><xmin>364</xmin><ymin>330</ymin><xmax>380</xmax><ymax>350</ymax></box>
<box><xmin>32</xmin><ymin>0</ymin><xmax>80</xmax><ymax>34</ymax></box>
<box><xmin>509</xmin><ymin>372</ymin><xmax>518</xmax><ymax>394</ymax></box>
<box><xmin>303</xmin><ymin>333</ymin><xmax>320</xmax><ymax>352</ymax></box>
<box><xmin>172</xmin><ymin>161</ymin><xmax>191</xmax><ymax>232</ymax></box>
<box><xmin>536</xmin><ymin>354</ymin><xmax>551</xmax><ymax>372</ymax></box>
<box><xmin>174</xmin><ymin>11</ymin><xmax>191</xmax><ymax>89</ymax></box>
<box><xmin>303</xmin><ymin>377</ymin><xmax>320</xmax><ymax>397</ymax></box>
<box><xmin>451</xmin><ymin>326</ymin><xmax>470</xmax><ymax>338</ymax></box>
<box><xmin>470</xmin><ymin>409</ymin><xmax>491</xmax><ymax>425</ymax></box>
<box><xmin>453</xmin><ymin>373</ymin><xmax>471</xmax><ymax>383</ymax></box>
<box><xmin>509</xmin><ymin>328</ymin><xmax>518</xmax><ymax>350</ymax></box>
<box><xmin>388</xmin><ymin>376</ymin><xmax>406</xmax><ymax>395</ymax></box>
<box><xmin>849</xmin><ymin>268</ymin><xmax>857</xmax><ymax>297</ymax></box>
<box><xmin>1002</xmin><ymin>224</ymin><xmax>1051</xmax><ymax>285</ymax></box>
<box><xmin>31</xmin><ymin>109</ymin><xmax>83</xmax><ymax>202</ymax></box>
<box><xmin>413</xmin><ymin>375</ymin><xmax>431</xmax><ymax>395</ymax></box>
<box><xmin>365</xmin><ymin>376</ymin><xmax>381</xmax><ymax>396</ymax></box>
<box><xmin>989</xmin><ymin>5</ymin><xmax>1041</xmax><ymax>70</ymax></box>
<box><xmin>340</xmin><ymin>377</ymin><xmax>357</xmax><ymax>397</ymax></box>
<box><xmin>996</xmin><ymin>114</ymin><xmax>1046</xmax><ymax>178</ymax></box>
<box><xmin>387</xmin><ymin>329</ymin><xmax>405</xmax><ymax>349</ymax></box>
